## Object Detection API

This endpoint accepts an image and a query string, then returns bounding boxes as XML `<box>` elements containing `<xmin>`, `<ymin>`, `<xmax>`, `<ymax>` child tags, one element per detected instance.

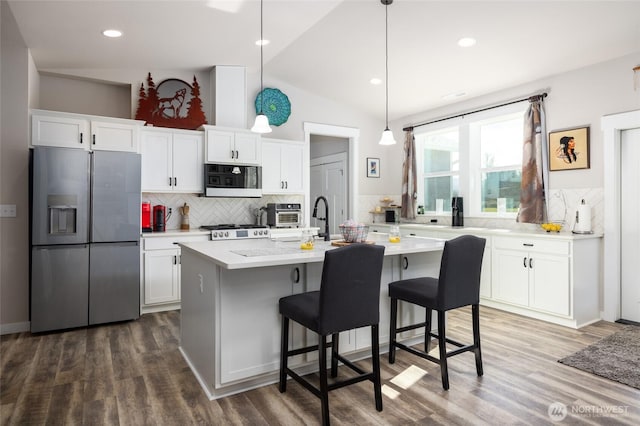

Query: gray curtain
<box><xmin>401</xmin><ymin>129</ymin><xmax>417</xmax><ymax>219</ymax></box>
<box><xmin>517</xmin><ymin>97</ymin><xmax>549</xmax><ymax>223</ymax></box>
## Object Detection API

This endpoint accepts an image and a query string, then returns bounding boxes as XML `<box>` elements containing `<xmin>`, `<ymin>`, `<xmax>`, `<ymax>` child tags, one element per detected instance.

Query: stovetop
<box><xmin>200</xmin><ymin>224</ymin><xmax>270</xmax><ymax>240</ymax></box>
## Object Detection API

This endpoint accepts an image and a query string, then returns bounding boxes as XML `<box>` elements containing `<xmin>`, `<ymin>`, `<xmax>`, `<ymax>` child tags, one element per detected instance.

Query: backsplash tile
<box><xmin>359</xmin><ymin>188</ymin><xmax>603</xmax><ymax>234</ymax></box>
<box><xmin>143</xmin><ymin>193</ymin><xmax>303</xmax><ymax>229</ymax></box>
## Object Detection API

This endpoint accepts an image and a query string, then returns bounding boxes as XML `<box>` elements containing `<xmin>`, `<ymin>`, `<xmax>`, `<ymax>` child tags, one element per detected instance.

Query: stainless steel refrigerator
<box><xmin>30</xmin><ymin>147</ymin><xmax>141</xmax><ymax>333</ymax></box>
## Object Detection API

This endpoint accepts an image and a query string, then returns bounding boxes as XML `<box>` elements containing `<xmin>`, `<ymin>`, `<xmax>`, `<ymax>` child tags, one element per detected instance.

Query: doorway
<box><xmin>620</xmin><ymin>128</ymin><xmax>640</xmax><ymax>323</ymax></box>
<box><xmin>602</xmin><ymin>109</ymin><xmax>640</xmax><ymax>322</ymax></box>
<box><xmin>303</xmin><ymin>123</ymin><xmax>360</xmax><ymax>230</ymax></box>
<box><xmin>311</xmin><ymin>153</ymin><xmax>348</xmax><ymax>236</ymax></box>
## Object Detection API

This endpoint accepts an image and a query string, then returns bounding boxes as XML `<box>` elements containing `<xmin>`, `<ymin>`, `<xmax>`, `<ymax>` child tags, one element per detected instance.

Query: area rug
<box><xmin>558</xmin><ymin>326</ymin><xmax>640</xmax><ymax>389</ymax></box>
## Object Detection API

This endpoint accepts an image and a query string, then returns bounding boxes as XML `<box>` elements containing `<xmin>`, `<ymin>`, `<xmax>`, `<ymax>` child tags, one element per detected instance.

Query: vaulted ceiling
<box><xmin>8</xmin><ymin>0</ymin><xmax>640</xmax><ymax>120</ymax></box>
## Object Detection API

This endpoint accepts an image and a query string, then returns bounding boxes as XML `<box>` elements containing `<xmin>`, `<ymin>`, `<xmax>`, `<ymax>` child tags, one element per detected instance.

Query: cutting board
<box><xmin>331</xmin><ymin>240</ymin><xmax>376</xmax><ymax>247</ymax></box>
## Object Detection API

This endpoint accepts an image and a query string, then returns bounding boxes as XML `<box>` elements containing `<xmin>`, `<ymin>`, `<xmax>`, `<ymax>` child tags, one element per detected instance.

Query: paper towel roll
<box><xmin>574</xmin><ymin>202</ymin><xmax>592</xmax><ymax>233</ymax></box>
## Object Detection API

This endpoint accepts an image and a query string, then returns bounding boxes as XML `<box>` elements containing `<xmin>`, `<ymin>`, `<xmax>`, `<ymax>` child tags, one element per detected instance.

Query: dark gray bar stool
<box><xmin>388</xmin><ymin>235</ymin><xmax>486</xmax><ymax>390</ymax></box>
<box><xmin>279</xmin><ymin>244</ymin><xmax>385</xmax><ymax>426</ymax></box>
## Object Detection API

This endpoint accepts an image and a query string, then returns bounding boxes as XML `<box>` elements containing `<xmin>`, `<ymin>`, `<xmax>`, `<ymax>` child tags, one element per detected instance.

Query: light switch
<box><xmin>0</xmin><ymin>204</ymin><xmax>17</xmax><ymax>217</ymax></box>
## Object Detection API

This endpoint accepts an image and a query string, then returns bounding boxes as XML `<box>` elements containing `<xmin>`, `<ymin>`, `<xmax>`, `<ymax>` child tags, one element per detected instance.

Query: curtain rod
<box><xmin>402</xmin><ymin>92</ymin><xmax>547</xmax><ymax>132</ymax></box>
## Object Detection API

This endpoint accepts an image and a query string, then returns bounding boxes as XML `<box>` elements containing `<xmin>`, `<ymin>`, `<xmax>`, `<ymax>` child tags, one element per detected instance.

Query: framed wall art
<box><xmin>367</xmin><ymin>157</ymin><xmax>380</xmax><ymax>178</ymax></box>
<box><xmin>548</xmin><ymin>126</ymin><xmax>590</xmax><ymax>171</ymax></box>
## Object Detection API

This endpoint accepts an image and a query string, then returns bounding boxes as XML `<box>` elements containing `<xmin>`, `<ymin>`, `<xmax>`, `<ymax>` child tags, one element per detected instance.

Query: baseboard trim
<box><xmin>1</xmin><ymin>321</ymin><xmax>30</xmax><ymax>335</ymax></box>
<box><xmin>615</xmin><ymin>319</ymin><xmax>640</xmax><ymax>326</ymax></box>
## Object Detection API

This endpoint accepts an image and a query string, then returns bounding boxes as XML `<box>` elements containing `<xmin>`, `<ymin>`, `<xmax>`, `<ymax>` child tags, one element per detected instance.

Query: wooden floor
<box><xmin>2</xmin><ymin>307</ymin><xmax>639</xmax><ymax>425</ymax></box>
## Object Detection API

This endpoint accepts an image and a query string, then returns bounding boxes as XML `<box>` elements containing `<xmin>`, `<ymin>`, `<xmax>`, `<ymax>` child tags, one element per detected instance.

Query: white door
<box><xmin>620</xmin><ymin>128</ymin><xmax>640</xmax><ymax>323</ymax></box>
<box><xmin>310</xmin><ymin>153</ymin><xmax>347</xmax><ymax>235</ymax></box>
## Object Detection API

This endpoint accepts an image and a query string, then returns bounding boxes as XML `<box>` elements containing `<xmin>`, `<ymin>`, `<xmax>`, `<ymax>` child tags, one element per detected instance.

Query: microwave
<box><xmin>204</xmin><ymin>164</ymin><xmax>262</xmax><ymax>197</ymax></box>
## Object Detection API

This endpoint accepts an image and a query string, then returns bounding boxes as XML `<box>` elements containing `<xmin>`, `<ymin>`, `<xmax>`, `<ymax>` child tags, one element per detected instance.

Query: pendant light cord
<box><xmin>259</xmin><ymin>0</ymin><xmax>264</xmax><ymax>115</ymax></box>
<box><xmin>384</xmin><ymin>1</ymin><xmax>389</xmax><ymax>130</ymax></box>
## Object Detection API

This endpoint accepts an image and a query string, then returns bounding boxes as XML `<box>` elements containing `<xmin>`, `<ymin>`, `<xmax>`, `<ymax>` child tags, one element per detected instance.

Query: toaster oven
<box><xmin>266</xmin><ymin>203</ymin><xmax>302</xmax><ymax>228</ymax></box>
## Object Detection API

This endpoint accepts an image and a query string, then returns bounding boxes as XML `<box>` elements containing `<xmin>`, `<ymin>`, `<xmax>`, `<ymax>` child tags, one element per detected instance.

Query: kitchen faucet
<box><xmin>312</xmin><ymin>196</ymin><xmax>330</xmax><ymax>241</ymax></box>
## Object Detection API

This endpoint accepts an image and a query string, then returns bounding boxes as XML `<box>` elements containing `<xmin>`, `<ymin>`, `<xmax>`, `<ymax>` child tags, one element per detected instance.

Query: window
<box><xmin>415</xmin><ymin>105</ymin><xmax>526</xmax><ymax>217</ymax></box>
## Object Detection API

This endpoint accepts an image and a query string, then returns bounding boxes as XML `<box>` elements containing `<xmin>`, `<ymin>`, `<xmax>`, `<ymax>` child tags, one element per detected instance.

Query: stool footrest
<box><xmin>396</xmin><ymin>322</ymin><xmax>427</xmax><ymax>333</ymax></box>
<box><xmin>391</xmin><ymin>339</ymin><xmax>476</xmax><ymax>362</ymax></box>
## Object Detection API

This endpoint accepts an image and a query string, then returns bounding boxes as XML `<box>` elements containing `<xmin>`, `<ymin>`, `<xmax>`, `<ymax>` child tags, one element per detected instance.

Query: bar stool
<box><xmin>388</xmin><ymin>235</ymin><xmax>486</xmax><ymax>390</ymax></box>
<box><xmin>279</xmin><ymin>244</ymin><xmax>386</xmax><ymax>426</ymax></box>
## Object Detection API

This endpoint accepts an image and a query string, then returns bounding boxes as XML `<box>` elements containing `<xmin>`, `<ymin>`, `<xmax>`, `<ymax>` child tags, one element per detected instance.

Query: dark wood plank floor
<box><xmin>2</xmin><ymin>307</ymin><xmax>639</xmax><ymax>425</ymax></box>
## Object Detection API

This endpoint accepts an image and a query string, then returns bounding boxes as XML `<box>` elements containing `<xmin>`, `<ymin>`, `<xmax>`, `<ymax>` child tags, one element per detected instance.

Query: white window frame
<box><xmin>414</xmin><ymin>103</ymin><xmax>527</xmax><ymax>218</ymax></box>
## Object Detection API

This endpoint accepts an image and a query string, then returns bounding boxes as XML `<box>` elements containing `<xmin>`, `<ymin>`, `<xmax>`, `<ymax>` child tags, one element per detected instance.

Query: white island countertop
<box><xmin>179</xmin><ymin>234</ymin><xmax>445</xmax><ymax>270</ymax></box>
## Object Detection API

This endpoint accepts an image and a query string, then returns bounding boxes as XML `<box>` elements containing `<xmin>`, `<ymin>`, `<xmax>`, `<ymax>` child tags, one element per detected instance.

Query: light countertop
<box><xmin>371</xmin><ymin>223</ymin><xmax>602</xmax><ymax>241</ymax></box>
<box><xmin>179</xmin><ymin>233</ymin><xmax>444</xmax><ymax>270</ymax></box>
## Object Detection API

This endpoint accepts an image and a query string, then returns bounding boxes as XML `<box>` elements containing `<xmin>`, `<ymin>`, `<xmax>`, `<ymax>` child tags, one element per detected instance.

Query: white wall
<box><xmin>245</xmin><ymin>72</ymin><xmax>400</xmax><ymax>197</ymax></box>
<box><xmin>392</xmin><ymin>52</ymin><xmax>640</xmax><ymax>193</ymax></box>
<box><xmin>1</xmin><ymin>1</ymin><xmax>31</xmax><ymax>333</ymax></box>
<box><xmin>39</xmin><ymin>74</ymin><xmax>131</xmax><ymax>118</ymax></box>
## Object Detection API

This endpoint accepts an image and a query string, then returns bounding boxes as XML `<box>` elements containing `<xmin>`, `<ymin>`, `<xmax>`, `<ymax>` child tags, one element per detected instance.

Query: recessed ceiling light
<box><xmin>102</xmin><ymin>29</ymin><xmax>122</xmax><ymax>38</ymax></box>
<box><xmin>457</xmin><ymin>37</ymin><xmax>476</xmax><ymax>47</ymax></box>
<box><xmin>370</xmin><ymin>78</ymin><xmax>382</xmax><ymax>85</ymax></box>
<box><xmin>255</xmin><ymin>39</ymin><xmax>270</xmax><ymax>46</ymax></box>
<box><xmin>442</xmin><ymin>92</ymin><xmax>467</xmax><ymax>100</ymax></box>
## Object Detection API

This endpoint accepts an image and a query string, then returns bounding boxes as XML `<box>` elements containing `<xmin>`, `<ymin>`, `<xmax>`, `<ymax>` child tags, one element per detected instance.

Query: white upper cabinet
<box><xmin>262</xmin><ymin>139</ymin><xmax>305</xmax><ymax>194</ymax></box>
<box><xmin>140</xmin><ymin>127</ymin><xmax>203</xmax><ymax>193</ymax></box>
<box><xmin>90</xmin><ymin>120</ymin><xmax>140</xmax><ymax>152</ymax></box>
<box><xmin>202</xmin><ymin>125</ymin><xmax>261</xmax><ymax>165</ymax></box>
<box><xmin>31</xmin><ymin>112</ymin><xmax>89</xmax><ymax>149</ymax></box>
<box><xmin>31</xmin><ymin>109</ymin><xmax>143</xmax><ymax>152</ymax></box>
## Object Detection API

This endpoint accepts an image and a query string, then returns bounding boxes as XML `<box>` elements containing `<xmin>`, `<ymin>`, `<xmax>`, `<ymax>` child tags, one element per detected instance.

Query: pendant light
<box><xmin>251</xmin><ymin>0</ymin><xmax>272</xmax><ymax>134</ymax></box>
<box><xmin>379</xmin><ymin>0</ymin><xmax>396</xmax><ymax>145</ymax></box>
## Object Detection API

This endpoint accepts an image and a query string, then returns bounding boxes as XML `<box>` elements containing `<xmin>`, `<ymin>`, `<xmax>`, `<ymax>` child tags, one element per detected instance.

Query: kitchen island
<box><xmin>178</xmin><ymin>234</ymin><xmax>445</xmax><ymax>400</ymax></box>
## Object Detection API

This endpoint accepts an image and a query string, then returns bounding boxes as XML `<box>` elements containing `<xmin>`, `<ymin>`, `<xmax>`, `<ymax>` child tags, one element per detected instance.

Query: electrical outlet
<box><xmin>0</xmin><ymin>204</ymin><xmax>17</xmax><ymax>218</ymax></box>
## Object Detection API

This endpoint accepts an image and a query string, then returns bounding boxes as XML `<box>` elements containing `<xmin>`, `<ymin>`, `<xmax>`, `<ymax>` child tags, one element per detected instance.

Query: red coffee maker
<box><xmin>141</xmin><ymin>202</ymin><xmax>152</xmax><ymax>233</ymax></box>
<box><xmin>153</xmin><ymin>205</ymin><xmax>167</xmax><ymax>232</ymax></box>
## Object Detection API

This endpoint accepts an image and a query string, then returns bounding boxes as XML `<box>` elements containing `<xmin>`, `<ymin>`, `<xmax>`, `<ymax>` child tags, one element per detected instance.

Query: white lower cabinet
<box><xmin>397</xmin><ymin>225</ymin><xmax>600</xmax><ymax>328</ymax></box>
<box><xmin>141</xmin><ymin>234</ymin><xmax>209</xmax><ymax>313</ymax></box>
<box><xmin>144</xmin><ymin>248</ymin><xmax>180</xmax><ymax>305</ymax></box>
<box><xmin>218</xmin><ymin>264</ymin><xmax>305</xmax><ymax>384</ymax></box>
<box><xmin>492</xmin><ymin>237</ymin><xmax>570</xmax><ymax>315</ymax></box>
<box><xmin>486</xmin><ymin>235</ymin><xmax>602</xmax><ymax>328</ymax></box>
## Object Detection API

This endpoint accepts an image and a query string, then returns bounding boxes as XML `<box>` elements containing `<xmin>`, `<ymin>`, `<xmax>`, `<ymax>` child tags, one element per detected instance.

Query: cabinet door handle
<box><xmin>293</xmin><ymin>267</ymin><xmax>300</xmax><ymax>283</ymax></box>
<box><xmin>403</xmin><ymin>256</ymin><xmax>409</xmax><ymax>270</ymax></box>
<box><xmin>235</xmin><ymin>150</ymin><xmax>239</xmax><ymax>159</ymax></box>
<box><xmin>80</xmin><ymin>133</ymin><xmax>83</xmax><ymax>144</ymax></box>
<box><xmin>529</xmin><ymin>258</ymin><xmax>533</xmax><ymax>269</ymax></box>
<box><xmin>523</xmin><ymin>257</ymin><xmax>528</xmax><ymax>268</ymax></box>
<box><xmin>285</xmin><ymin>181</ymin><xmax>288</xmax><ymax>189</ymax></box>
<box><xmin>523</xmin><ymin>243</ymin><xmax>534</xmax><ymax>247</ymax></box>
<box><xmin>173</xmin><ymin>255</ymin><xmax>177</xmax><ymax>265</ymax></box>
<box><xmin>174</xmin><ymin>177</ymin><xmax>177</xmax><ymax>186</ymax></box>
<box><xmin>92</xmin><ymin>134</ymin><xmax>96</xmax><ymax>145</ymax></box>
<box><xmin>281</xmin><ymin>181</ymin><xmax>284</xmax><ymax>189</ymax></box>
<box><xmin>231</xmin><ymin>150</ymin><xmax>235</xmax><ymax>159</ymax></box>
<box><xmin>169</xmin><ymin>177</ymin><xmax>173</xmax><ymax>186</ymax></box>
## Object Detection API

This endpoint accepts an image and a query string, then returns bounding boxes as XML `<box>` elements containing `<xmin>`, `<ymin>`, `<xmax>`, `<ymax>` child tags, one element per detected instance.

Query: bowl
<box><xmin>339</xmin><ymin>224</ymin><xmax>369</xmax><ymax>243</ymax></box>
